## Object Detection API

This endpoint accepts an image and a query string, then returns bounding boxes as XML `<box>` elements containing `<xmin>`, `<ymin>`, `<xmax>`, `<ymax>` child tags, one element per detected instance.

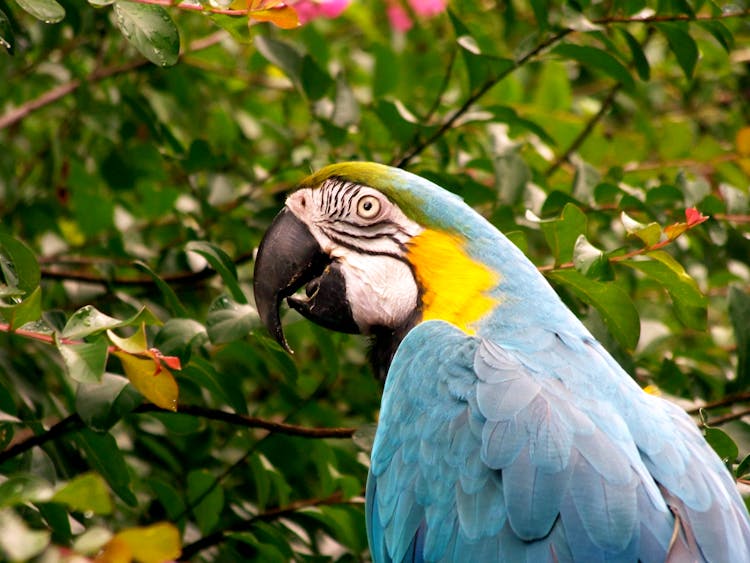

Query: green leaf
<box><xmin>529</xmin><ymin>0</ymin><xmax>549</xmax><ymax>30</ymax></box>
<box><xmin>448</xmin><ymin>11</ymin><xmax>514</xmax><ymax>93</ymax></box>
<box><xmin>548</xmin><ymin>269</ymin><xmax>640</xmax><ymax>350</ymax></box>
<box><xmin>0</xmin><ymin>234</ymin><xmax>40</xmax><ymax>296</ymax></box>
<box><xmin>14</xmin><ymin>0</ymin><xmax>64</xmax><ymax>23</ymax></box>
<box><xmin>572</xmin><ymin>235</ymin><xmax>612</xmax><ymax>279</ymax></box>
<box><xmin>657</xmin><ymin>22</ymin><xmax>698</xmax><ymax>79</ymax></box>
<box><xmin>621</xmin><ymin>251</ymin><xmax>707</xmax><ymax>330</ymax></box>
<box><xmin>0</xmin><ymin>8</ymin><xmax>14</xmax><ymax>54</ymax></box>
<box><xmin>153</xmin><ymin>318</ymin><xmax>207</xmax><ymax>360</ymax></box>
<box><xmin>0</xmin><ymin>475</ymin><xmax>53</xmax><ymax>507</ymax></box>
<box><xmin>255</xmin><ymin>35</ymin><xmax>303</xmax><ymax>88</ymax></box>
<box><xmin>62</xmin><ymin>305</ymin><xmax>160</xmax><ymax>339</ymax></box>
<box><xmin>185</xmin><ymin>241</ymin><xmax>246</xmax><ymax>304</ymax></box>
<box><xmin>0</xmin><ymin>286</ymin><xmax>42</xmax><ymax>329</ymax></box>
<box><xmin>52</xmin><ymin>473</ymin><xmax>113</xmax><ymax>515</ymax></box>
<box><xmin>75</xmin><ymin>373</ymin><xmax>141</xmax><ymax>431</ymax></box>
<box><xmin>112</xmin><ymin>0</ymin><xmax>180</xmax><ymax>67</ymax></box>
<box><xmin>704</xmin><ymin>427</ymin><xmax>739</xmax><ymax>463</ymax></box>
<box><xmin>300</xmin><ymin>54</ymin><xmax>333</xmax><ymax>101</ymax></box>
<box><xmin>621</xmin><ymin>211</ymin><xmax>662</xmax><ymax>247</ymax></box>
<box><xmin>187</xmin><ymin>470</ymin><xmax>224</xmax><ymax>535</ymax></box>
<box><xmin>618</xmin><ymin>27</ymin><xmax>650</xmax><ymax>81</ymax></box>
<box><xmin>728</xmin><ymin>285</ymin><xmax>750</xmax><ymax>388</ymax></box>
<box><xmin>553</xmin><ymin>43</ymin><xmax>634</xmax><ymax>90</ymax></box>
<box><xmin>149</xmin><ymin>478</ymin><xmax>187</xmax><ymax>524</ymax></box>
<box><xmin>331</xmin><ymin>72</ymin><xmax>360</xmax><ymax>128</ymax></box>
<box><xmin>698</xmin><ymin>20</ymin><xmax>733</xmax><ymax>53</ymax></box>
<box><xmin>58</xmin><ymin>334</ymin><xmax>109</xmax><ymax>383</ymax></box>
<box><xmin>487</xmin><ymin>105</ymin><xmax>556</xmax><ymax>146</ymax></box>
<box><xmin>737</xmin><ymin>454</ymin><xmax>750</xmax><ymax>480</ymax></box>
<box><xmin>133</xmin><ymin>261</ymin><xmax>188</xmax><ymax>318</ymax></box>
<box><xmin>181</xmin><ymin>357</ymin><xmax>247</xmax><ymax>414</ymax></box>
<box><xmin>75</xmin><ymin>429</ymin><xmax>137</xmax><ymax>506</ymax></box>
<box><xmin>531</xmin><ymin>203</ymin><xmax>587</xmax><ymax>264</ymax></box>
<box><xmin>206</xmin><ymin>295</ymin><xmax>256</xmax><ymax>344</ymax></box>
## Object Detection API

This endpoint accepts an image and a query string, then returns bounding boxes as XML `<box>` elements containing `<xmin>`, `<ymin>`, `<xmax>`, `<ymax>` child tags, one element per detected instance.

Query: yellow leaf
<box><xmin>663</xmin><ymin>221</ymin><xmax>688</xmax><ymax>241</ymax></box>
<box><xmin>113</xmin><ymin>351</ymin><xmax>178</xmax><ymax>412</ymax></box>
<box><xmin>737</xmin><ymin>127</ymin><xmax>750</xmax><ymax>156</ymax></box>
<box><xmin>96</xmin><ymin>536</ymin><xmax>132</xmax><ymax>563</ymax></box>
<box><xmin>737</xmin><ymin>127</ymin><xmax>750</xmax><ymax>175</ymax></box>
<box><xmin>107</xmin><ymin>323</ymin><xmax>148</xmax><ymax>354</ymax></box>
<box><xmin>250</xmin><ymin>6</ymin><xmax>299</xmax><ymax>29</ymax></box>
<box><xmin>113</xmin><ymin>523</ymin><xmax>181</xmax><ymax>563</ymax></box>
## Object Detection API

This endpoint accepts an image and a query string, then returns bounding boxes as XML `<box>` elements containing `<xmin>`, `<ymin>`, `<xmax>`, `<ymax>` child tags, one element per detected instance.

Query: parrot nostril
<box><xmin>300</xmin><ymin>196</ymin><xmax>307</xmax><ymax>208</ymax></box>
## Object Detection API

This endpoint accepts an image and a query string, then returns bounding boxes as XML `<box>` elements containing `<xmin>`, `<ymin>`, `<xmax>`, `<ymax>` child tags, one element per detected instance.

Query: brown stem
<box><xmin>687</xmin><ymin>392</ymin><xmax>750</xmax><ymax>415</ymax></box>
<box><xmin>179</xmin><ymin>491</ymin><xmax>363</xmax><ymax>560</ymax></box>
<box><xmin>704</xmin><ymin>408</ymin><xmax>750</xmax><ymax>427</ymax></box>
<box><xmin>136</xmin><ymin>403</ymin><xmax>357</xmax><ymax>438</ymax></box>
<box><xmin>0</xmin><ymin>404</ymin><xmax>355</xmax><ymax>465</ymax></box>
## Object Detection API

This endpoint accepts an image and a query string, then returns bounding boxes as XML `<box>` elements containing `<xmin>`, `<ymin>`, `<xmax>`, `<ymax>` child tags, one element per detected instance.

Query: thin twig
<box><xmin>0</xmin><ymin>414</ymin><xmax>84</xmax><ymax>465</ymax></box>
<box><xmin>179</xmin><ymin>491</ymin><xmax>364</xmax><ymax>559</ymax></box>
<box><xmin>687</xmin><ymin>392</ymin><xmax>750</xmax><ymax>415</ymax></box>
<box><xmin>0</xmin><ymin>404</ymin><xmax>355</xmax><ymax>465</ymax></box>
<box><xmin>0</xmin><ymin>31</ymin><xmax>227</xmax><ymax>131</ymax></box>
<box><xmin>704</xmin><ymin>408</ymin><xmax>750</xmax><ymax>427</ymax></box>
<box><xmin>136</xmin><ymin>403</ymin><xmax>356</xmax><ymax>438</ymax></box>
<box><xmin>592</xmin><ymin>9</ymin><xmax>750</xmax><ymax>24</ymax></box>
<box><xmin>395</xmin><ymin>28</ymin><xmax>574</xmax><ymax>167</ymax></box>
<box><xmin>545</xmin><ymin>84</ymin><xmax>622</xmax><ymax>176</ymax></box>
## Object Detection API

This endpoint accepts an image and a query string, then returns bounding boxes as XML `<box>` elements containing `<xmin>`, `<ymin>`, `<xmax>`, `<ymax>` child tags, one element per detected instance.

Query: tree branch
<box><xmin>0</xmin><ymin>31</ymin><xmax>227</xmax><ymax>131</ymax></box>
<box><xmin>136</xmin><ymin>403</ymin><xmax>357</xmax><ymax>438</ymax></box>
<box><xmin>179</xmin><ymin>491</ymin><xmax>364</xmax><ymax>560</ymax></box>
<box><xmin>0</xmin><ymin>405</ymin><xmax>355</xmax><ymax>465</ymax></box>
<box><xmin>394</xmin><ymin>29</ymin><xmax>573</xmax><ymax>168</ymax></box>
<box><xmin>704</xmin><ymin>408</ymin><xmax>750</xmax><ymax>428</ymax></box>
<box><xmin>545</xmin><ymin>83</ymin><xmax>621</xmax><ymax>177</ymax></box>
<box><xmin>687</xmin><ymin>392</ymin><xmax>750</xmax><ymax>415</ymax></box>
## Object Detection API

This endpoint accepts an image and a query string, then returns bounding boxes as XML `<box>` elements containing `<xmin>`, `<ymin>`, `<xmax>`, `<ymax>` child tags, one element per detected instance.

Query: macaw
<box><xmin>253</xmin><ymin>162</ymin><xmax>750</xmax><ymax>562</ymax></box>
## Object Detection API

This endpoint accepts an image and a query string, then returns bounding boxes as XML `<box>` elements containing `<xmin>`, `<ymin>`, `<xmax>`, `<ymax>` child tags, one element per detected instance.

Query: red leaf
<box><xmin>685</xmin><ymin>207</ymin><xmax>709</xmax><ymax>226</ymax></box>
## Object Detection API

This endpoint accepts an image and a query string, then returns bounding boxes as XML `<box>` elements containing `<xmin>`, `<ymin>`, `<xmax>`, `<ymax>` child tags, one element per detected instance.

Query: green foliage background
<box><xmin>1</xmin><ymin>0</ymin><xmax>750</xmax><ymax>560</ymax></box>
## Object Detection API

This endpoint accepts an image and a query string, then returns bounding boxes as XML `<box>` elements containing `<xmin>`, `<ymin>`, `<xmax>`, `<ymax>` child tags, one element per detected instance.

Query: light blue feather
<box><xmin>317</xmin><ymin>163</ymin><xmax>750</xmax><ymax>561</ymax></box>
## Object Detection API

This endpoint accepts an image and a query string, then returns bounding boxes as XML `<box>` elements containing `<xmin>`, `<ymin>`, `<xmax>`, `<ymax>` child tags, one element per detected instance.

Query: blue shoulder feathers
<box><xmin>366</xmin><ymin>321</ymin><xmax>750</xmax><ymax>562</ymax></box>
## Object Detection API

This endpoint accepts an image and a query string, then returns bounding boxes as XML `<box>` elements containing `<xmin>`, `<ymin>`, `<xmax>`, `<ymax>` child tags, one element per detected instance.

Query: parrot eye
<box><xmin>356</xmin><ymin>195</ymin><xmax>382</xmax><ymax>219</ymax></box>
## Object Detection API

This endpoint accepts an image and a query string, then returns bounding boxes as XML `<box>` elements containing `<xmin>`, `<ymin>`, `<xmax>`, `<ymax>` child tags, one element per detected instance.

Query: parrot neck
<box><xmin>368</xmin><ymin>311</ymin><xmax>420</xmax><ymax>381</ymax></box>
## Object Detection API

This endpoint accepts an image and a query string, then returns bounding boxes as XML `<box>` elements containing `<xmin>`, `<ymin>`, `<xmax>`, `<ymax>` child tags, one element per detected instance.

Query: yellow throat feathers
<box><xmin>407</xmin><ymin>229</ymin><xmax>499</xmax><ymax>334</ymax></box>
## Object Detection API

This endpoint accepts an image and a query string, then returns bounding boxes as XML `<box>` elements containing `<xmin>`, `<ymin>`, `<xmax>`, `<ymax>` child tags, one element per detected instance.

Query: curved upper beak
<box><xmin>253</xmin><ymin>207</ymin><xmax>358</xmax><ymax>353</ymax></box>
<box><xmin>253</xmin><ymin>208</ymin><xmax>330</xmax><ymax>352</ymax></box>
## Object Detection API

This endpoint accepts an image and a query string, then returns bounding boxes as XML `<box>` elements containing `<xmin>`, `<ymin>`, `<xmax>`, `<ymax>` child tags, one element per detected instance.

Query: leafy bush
<box><xmin>1</xmin><ymin>0</ymin><xmax>749</xmax><ymax>560</ymax></box>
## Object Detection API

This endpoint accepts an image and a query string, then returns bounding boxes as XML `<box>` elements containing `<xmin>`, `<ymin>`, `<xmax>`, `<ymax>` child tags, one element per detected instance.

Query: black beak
<box><xmin>253</xmin><ymin>208</ymin><xmax>359</xmax><ymax>353</ymax></box>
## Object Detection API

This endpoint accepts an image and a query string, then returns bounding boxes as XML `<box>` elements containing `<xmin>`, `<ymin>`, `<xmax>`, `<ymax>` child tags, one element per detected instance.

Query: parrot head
<box><xmin>253</xmin><ymin>162</ymin><xmax>534</xmax><ymax>378</ymax></box>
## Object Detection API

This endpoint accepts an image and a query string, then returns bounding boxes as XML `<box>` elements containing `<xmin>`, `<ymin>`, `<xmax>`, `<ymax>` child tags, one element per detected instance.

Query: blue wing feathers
<box><xmin>367</xmin><ymin>320</ymin><xmax>750</xmax><ymax>562</ymax></box>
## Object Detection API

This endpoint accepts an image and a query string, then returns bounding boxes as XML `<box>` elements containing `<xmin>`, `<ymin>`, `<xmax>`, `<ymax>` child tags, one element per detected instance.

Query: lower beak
<box><xmin>253</xmin><ymin>208</ymin><xmax>359</xmax><ymax>352</ymax></box>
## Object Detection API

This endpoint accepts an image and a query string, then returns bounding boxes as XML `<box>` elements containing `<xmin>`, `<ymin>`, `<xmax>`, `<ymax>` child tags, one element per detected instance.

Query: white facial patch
<box><xmin>332</xmin><ymin>249</ymin><xmax>418</xmax><ymax>332</ymax></box>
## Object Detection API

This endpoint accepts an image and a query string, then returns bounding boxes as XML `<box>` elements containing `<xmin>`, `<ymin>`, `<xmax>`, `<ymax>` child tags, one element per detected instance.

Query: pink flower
<box><xmin>294</xmin><ymin>0</ymin><xmax>350</xmax><ymax>24</ymax></box>
<box><xmin>387</xmin><ymin>0</ymin><xmax>447</xmax><ymax>31</ymax></box>
<box><xmin>387</xmin><ymin>2</ymin><xmax>413</xmax><ymax>31</ymax></box>
<box><xmin>408</xmin><ymin>0</ymin><xmax>446</xmax><ymax>17</ymax></box>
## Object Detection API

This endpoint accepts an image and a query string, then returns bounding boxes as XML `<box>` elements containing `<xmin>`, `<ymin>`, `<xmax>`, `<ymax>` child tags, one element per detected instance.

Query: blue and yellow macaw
<box><xmin>253</xmin><ymin>162</ymin><xmax>750</xmax><ymax>561</ymax></box>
